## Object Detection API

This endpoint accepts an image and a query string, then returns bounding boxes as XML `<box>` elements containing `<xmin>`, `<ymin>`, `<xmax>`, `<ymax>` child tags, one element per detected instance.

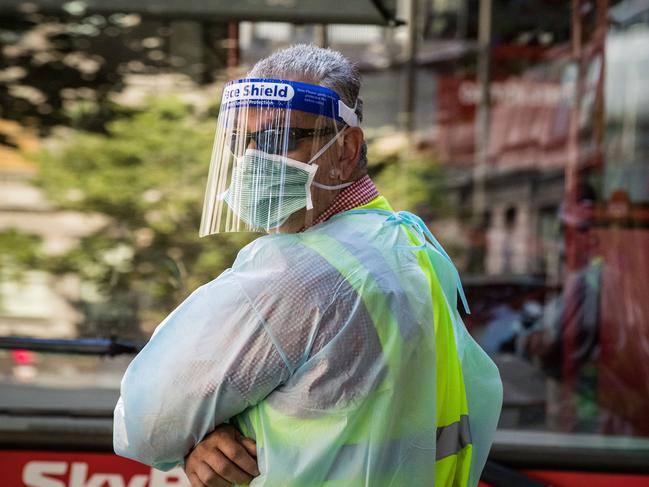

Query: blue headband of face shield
<box><xmin>220</xmin><ymin>78</ymin><xmax>360</xmax><ymax>128</ymax></box>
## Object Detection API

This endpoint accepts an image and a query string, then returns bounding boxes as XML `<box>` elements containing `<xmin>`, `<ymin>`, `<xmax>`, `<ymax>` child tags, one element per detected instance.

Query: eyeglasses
<box><xmin>229</xmin><ymin>127</ymin><xmax>335</xmax><ymax>155</ymax></box>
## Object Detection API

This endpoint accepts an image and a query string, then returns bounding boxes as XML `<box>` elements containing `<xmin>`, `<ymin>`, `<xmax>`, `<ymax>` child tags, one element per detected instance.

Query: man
<box><xmin>114</xmin><ymin>44</ymin><xmax>502</xmax><ymax>487</ymax></box>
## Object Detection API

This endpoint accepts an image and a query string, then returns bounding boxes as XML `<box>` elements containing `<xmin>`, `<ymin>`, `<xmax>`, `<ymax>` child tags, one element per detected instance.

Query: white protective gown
<box><xmin>114</xmin><ymin>203</ymin><xmax>502</xmax><ymax>486</ymax></box>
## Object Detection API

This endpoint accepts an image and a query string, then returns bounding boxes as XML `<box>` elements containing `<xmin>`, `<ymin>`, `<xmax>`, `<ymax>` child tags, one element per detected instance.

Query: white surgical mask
<box><xmin>223</xmin><ymin>130</ymin><xmax>352</xmax><ymax>230</ymax></box>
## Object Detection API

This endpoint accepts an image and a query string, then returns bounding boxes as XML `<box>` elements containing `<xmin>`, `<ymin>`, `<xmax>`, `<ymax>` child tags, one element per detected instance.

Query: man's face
<box><xmin>242</xmin><ymin>107</ymin><xmax>350</xmax><ymax>233</ymax></box>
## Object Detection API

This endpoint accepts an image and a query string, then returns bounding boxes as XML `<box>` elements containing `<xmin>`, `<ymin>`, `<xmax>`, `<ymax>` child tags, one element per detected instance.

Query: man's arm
<box><xmin>113</xmin><ymin>271</ymin><xmax>290</xmax><ymax>470</ymax></box>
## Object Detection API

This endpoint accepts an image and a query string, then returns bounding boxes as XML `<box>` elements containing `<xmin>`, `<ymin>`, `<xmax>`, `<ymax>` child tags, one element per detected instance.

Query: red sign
<box><xmin>0</xmin><ymin>451</ymin><xmax>189</xmax><ymax>487</ymax></box>
<box><xmin>436</xmin><ymin>75</ymin><xmax>570</xmax><ymax>169</ymax></box>
<box><xmin>3</xmin><ymin>450</ymin><xmax>649</xmax><ymax>487</ymax></box>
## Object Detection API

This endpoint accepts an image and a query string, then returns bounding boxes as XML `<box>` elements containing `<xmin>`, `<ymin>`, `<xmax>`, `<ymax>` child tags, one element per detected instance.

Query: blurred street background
<box><xmin>1</xmin><ymin>0</ymin><xmax>649</xmax><ymax>485</ymax></box>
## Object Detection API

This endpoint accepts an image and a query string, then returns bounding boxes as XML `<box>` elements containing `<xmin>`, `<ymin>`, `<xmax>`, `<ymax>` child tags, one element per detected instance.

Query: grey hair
<box><xmin>248</xmin><ymin>44</ymin><xmax>368</xmax><ymax>170</ymax></box>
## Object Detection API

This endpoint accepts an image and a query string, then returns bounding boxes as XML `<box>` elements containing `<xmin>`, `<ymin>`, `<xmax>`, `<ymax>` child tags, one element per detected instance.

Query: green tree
<box><xmin>36</xmin><ymin>97</ymin><xmax>254</xmax><ymax>338</ymax></box>
<box><xmin>0</xmin><ymin>229</ymin><xmax>42</xmax><ymax>275</ymax></box>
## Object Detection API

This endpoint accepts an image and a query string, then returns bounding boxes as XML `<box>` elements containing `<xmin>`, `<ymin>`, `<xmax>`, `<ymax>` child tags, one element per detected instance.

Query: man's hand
<box><xmin>184</xmin><ymin>424</ymin><xmax>259</xmax><ymax>487</ymax></box>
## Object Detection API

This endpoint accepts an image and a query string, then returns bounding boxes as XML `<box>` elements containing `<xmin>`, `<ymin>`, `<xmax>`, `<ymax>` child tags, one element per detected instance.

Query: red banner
<box><xmin>0</xmin><ymin>451</ymin><xmax>189</xmax><ymax>487</ymax></box>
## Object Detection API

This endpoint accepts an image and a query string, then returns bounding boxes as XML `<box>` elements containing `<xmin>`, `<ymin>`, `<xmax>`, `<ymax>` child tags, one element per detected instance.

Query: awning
<box><xmin>0</xmin><ymin>0</ymin><xmax>401</xmax><ymax>25</ymax></box>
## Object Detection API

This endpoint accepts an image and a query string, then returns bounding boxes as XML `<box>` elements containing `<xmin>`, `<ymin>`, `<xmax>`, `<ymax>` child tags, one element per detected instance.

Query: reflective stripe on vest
<box><xmin>437</xmin><ymin>414</ymin><xmax>472</xmax><ymax>461</ymax></box>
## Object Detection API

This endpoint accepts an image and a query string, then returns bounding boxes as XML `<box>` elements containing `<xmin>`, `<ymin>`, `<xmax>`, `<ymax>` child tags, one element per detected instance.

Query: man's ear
<box><xmin>339</xmin><ymin>127</ymin><xmax>364</xmax><ymax>180</ymax></box>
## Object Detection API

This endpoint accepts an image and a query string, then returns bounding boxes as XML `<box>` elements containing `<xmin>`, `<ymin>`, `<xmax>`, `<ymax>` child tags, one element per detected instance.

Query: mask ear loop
<box><xmin>302</xmin><ymin>128</ymin><xmax>348</xmax><ymax>209</ymax></box>
<box><xmin>307</xmin><ymin>127</ymin><xmax>347</xmax><ymax>165</ymax></box>
<box><xmin>312</xmin><ymin>181</ymin><xmax>353</xmax><ymax>190</ymax></box>
<box><xmin>305</xmin><ymin>96</ymin><xmax>359</xmax><ymax>208</ymax></box>
<box><xmin>308</xmin><ymin>96</ymin><xmax>359</xmax><ymax>191</ymax></box>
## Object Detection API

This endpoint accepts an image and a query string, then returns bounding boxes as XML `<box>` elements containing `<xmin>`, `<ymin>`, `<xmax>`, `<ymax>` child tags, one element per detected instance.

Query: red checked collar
<box><xmin>310</xmin><ymin>175</ymin><xmax>379</xmax><ymax>227</ymax></box>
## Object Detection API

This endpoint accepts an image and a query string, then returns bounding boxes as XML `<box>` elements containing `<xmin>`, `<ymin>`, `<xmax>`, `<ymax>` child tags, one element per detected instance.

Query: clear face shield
<box><xmin>199</xmin><ymin>78</ymin><xmax>359</xmax><ymax>236</ymax></box>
